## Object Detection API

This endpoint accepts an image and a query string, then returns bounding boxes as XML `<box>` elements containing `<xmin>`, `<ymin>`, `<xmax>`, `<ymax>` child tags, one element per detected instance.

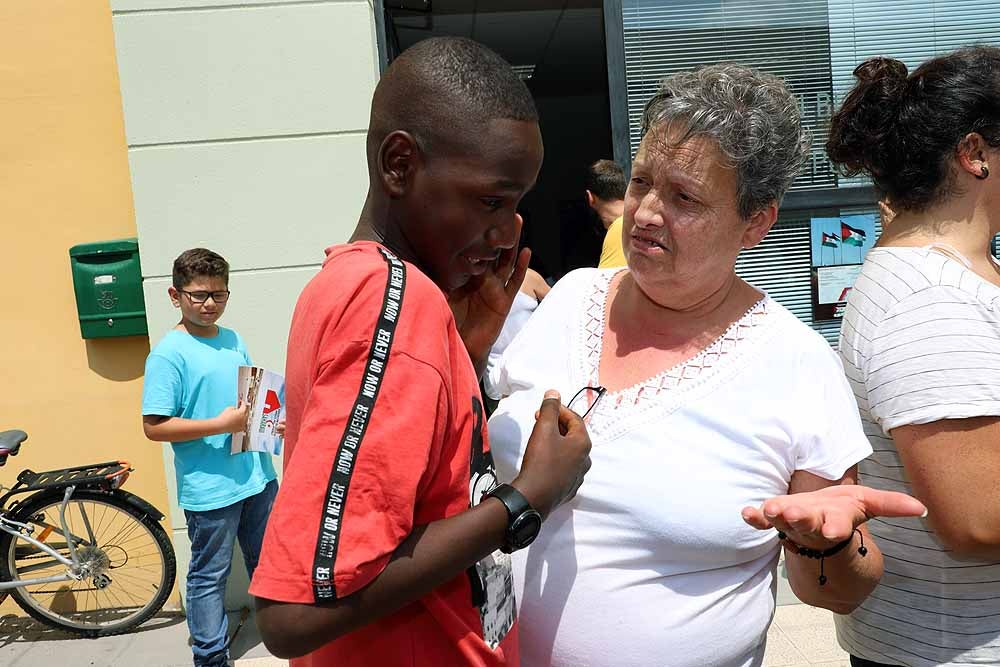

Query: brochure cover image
<box><xmin>231</xmin><ymin>365</ymin><xmax>285</xmax><ymax>456</ymax></box>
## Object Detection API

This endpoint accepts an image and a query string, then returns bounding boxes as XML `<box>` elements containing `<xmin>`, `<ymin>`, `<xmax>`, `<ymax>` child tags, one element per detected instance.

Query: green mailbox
<box><xmin>69</xmin><ymin>238</ymin><xmax>148</xmax><ymax>339</ymax></box>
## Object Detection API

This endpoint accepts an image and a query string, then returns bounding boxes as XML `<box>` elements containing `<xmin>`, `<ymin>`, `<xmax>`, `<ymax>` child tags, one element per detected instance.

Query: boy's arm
<box><xmin>142</xmin><ymin>348</ymin><xmax>249</xmax><ymax>443</ymax></box>
<box><xmin>256</xmin><ymin>495</ymin><xmax>509</xmax><ymax>658</ymax></box>
<box><xmin>142</xmin><ymin>403</ymin><xmax>248</xmax><ymax>442</ymax></box>
<box><xmin>254</xmin><ymin>394</ymin><xmax>590</xmax><ymax>659</ymax></box>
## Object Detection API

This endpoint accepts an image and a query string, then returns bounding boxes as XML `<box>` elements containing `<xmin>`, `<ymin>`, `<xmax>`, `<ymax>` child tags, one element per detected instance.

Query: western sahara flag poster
<box><xmin>809</xmin><ymin>213</ymin><xmax>877</xmax><ymax>320</ymax></box>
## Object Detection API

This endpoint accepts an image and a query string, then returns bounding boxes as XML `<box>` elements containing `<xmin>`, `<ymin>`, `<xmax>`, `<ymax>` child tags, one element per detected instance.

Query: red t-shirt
<box><xmin>250</xmin><ymin>242</ymin><xmax>518</xmax><ymax>666</ymax></box>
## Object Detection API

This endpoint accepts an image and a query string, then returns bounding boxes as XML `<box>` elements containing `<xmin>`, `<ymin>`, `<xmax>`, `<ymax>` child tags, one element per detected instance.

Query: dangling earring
<box><xmin>976</xmin><ymin>165</ymin><xmax>990</xmax><ymax>180</ymax></box>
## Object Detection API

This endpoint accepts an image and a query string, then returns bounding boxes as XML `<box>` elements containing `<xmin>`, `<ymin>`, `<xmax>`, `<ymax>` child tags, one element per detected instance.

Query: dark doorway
<box><xmin>382</xmin><ymin>0</ymin><xmax>615</xmax><ymax>280</ymax></box>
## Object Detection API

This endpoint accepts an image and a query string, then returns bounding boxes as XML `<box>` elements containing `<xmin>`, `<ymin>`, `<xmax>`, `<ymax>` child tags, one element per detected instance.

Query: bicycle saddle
<box><xmin>0</xmin><ymin>429</ymin><xmax>27</xmax><ymax>458</ymax></box>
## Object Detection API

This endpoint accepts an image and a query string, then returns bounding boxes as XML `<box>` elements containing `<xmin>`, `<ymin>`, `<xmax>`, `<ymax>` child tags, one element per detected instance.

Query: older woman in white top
<box><xmin>487</xmin><ymin>63</ymin><xmax>926</xmax><ymax>667</ymax></box>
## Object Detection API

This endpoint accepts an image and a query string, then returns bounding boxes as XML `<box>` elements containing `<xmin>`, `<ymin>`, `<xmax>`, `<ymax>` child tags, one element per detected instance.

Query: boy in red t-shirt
<box><xmin>249</xmin><ymin>36</ymin><xmax>593</xmax><ymax>666</ymax></box>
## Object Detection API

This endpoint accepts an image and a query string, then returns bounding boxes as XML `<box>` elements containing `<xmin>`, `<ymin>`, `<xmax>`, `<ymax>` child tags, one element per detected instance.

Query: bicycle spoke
<box><xmin>105</xmin><ymin>581</ymin><xmax>133</xmax><ymax>612</ymax></box>
<box><xmin>92</xmin><ymin>502</ymin><xmax>108</xmax><ymax>543</ymax></box>
<box><xmin>14</xmin><ymin>560</ymin><xmax>68</xmax><ymax>577</ymax></box>
<box><xmin>103</xmin><ymin>568</ymin><xmax>153</xmax><ymax>587</ymax></box>
<box><xmin>105</xmin><ymin>531</ymin><xmax>151</xmax><ymax>548</ymax></box>
<box><xmin>112</xmin><ymin>582</ymin><xmax>146</xmax><ymax>607</ymax></box>
<box><xmin>6</xmin><ymin>494</ymin><xmax>172</xmax><ymax>633</ymax></box>
<box><xmin>31</xmin><ymin>522</ymin><xmax>88</xmax><ymax>550</ymax></box>
<box><xmin>101</xmin><ymin>519</ymin><xmax>144</xmax><ymax>551</ymax></box>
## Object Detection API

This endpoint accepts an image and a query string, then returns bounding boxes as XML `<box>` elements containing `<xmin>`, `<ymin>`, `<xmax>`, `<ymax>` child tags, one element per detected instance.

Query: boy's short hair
<box><xmin>368</xmin><ymin>36</ymin><xmax>538</xmax><ymax>164</ymax></box>
<box><xmin>586</xmin><ymin>159</ymin><xmax>627</xmax><ymax>202</ymax></box>
<box><xmin>172</xmin><ymin>248</ymin><xmax>229</xmax><ymax>288</ymax></box>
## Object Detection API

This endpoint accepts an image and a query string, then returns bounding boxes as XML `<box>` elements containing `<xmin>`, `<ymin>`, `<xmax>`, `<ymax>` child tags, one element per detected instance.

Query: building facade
<box><xmin>110</xmin><ymin>0</ymin><xmax>380</xmax><ymax>607</ymax></box>
<box><xmin>1</xmin><ymin>1</ymin><xmax>181</xmax><ymax>614</ymax></box>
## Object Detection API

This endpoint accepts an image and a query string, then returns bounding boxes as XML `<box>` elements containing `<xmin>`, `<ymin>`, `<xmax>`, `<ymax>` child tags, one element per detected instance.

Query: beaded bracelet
<box><xmin>777</xmin><ymin>528</ymin><xmax>868</xmax><ymax>586</ymax></box>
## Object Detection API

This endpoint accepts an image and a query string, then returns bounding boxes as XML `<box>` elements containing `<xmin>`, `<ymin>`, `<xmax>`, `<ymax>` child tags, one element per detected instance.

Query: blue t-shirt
<box><xmin>142</xmin><ymin>327</ymin><xmax>277</xmax><ymax>512</ymax></box>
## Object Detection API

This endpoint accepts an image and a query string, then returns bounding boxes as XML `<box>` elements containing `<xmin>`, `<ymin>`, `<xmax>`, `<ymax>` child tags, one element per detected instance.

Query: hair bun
<box><xmin>826</xmin><ymin>58</ymin><xmax>910</xmax><ymax>184</ymax></box>
<box><xmin>853</xmin><ymin>57</ymin><xmax>908</xmax><ymax>98</ymax></box>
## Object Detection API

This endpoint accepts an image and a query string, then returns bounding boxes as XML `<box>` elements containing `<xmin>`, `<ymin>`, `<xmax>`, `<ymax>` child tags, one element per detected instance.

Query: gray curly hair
<box><xmin>641</xmin><ymin>62</ymin><xmax>811</xmax><ymax>219</ymax></box>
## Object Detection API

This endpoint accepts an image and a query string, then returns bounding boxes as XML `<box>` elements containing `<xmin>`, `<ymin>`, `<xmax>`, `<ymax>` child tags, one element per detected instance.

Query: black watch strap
<box><xmin>488</xmin><ymin>483</ymin><xmax>532</xmax><ymax>517</ymax></box>
<box><xmin>487</xmin><ymin>483</ymin><xmax>542</xmax><ymax>553</ymax></box>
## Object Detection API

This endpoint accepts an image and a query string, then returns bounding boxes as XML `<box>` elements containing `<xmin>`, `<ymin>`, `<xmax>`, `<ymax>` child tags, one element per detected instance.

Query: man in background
<box><xmin>585</xmin><ymin>160</ymin><xmax>627</xmax><ymax>269</ymax></box>
<box><xmin>560</xmin><ymin>159</ymin><xmax>627</xmax><ymax>274</ymax></box>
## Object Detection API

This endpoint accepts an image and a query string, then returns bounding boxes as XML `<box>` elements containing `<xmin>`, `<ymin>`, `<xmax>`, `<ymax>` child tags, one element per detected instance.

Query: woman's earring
<box><xmin>976</xmin><ymin>165</ymin><xmax>990</xmax><ymax>180</ymax></box>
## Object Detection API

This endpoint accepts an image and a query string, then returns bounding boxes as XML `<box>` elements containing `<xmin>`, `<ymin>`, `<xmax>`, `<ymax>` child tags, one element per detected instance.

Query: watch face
<box><xmin>510</xmin><ymin>510</ymin><xmax>542</xmax><ymax>549</ymax></box>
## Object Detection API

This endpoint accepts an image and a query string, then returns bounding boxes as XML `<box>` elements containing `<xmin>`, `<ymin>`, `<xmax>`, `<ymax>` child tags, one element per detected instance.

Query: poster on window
<box><xmin>809</xmin><ymin>213</ymin><xmax>877</xmax><ymax>320</ymax></box>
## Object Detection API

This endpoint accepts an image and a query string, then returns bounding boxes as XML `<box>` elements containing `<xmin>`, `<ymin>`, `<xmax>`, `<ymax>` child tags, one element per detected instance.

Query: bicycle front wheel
<box><xmin>0</xmin><ymin>488</ymin><xmax>176</xmax><ymax>637</ymax></box>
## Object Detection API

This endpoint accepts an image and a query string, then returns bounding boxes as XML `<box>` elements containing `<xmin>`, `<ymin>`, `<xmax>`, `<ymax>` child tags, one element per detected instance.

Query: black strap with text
<box><xmin>311</xmin><ymin>247</ymin><xmax>406</xmax><ymax>601</ymax></box>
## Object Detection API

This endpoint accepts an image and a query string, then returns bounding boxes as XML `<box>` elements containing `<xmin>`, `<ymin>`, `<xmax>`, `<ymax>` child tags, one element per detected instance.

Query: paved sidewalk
<box><xmin>763</xmin><ymin>554</ymin><xmax>851</xmax><ymax>667</ymax></box>
<box><xmin>764</xmin><ymin>604</ymin><xmax>850</xmax><ymax>667</ymax></box>
<box><xmin>0</xmin><ymin>608</ymin><xmax>280</xmax><ymax>667</ymax></box>
<box><xmin>2</xmin><ymin>557</ymin><xmax>846</xmax><ymax>667</ymax></box>
<box><xmin>0</xmin><ymin>602</ymin><xmax>848</xmax><ymax>667</ymax></box>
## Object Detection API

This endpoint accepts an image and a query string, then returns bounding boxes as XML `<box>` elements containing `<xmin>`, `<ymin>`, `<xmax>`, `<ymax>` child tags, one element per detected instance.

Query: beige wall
<box><xmin>110</xmin><ymin>0</ymin><xmax>380</xmax><ymax>607</ymax></box>
<box><xmin>0</xmin><ymin>1</ymin><xmax>180</xmax><ymax>613</ymax></box>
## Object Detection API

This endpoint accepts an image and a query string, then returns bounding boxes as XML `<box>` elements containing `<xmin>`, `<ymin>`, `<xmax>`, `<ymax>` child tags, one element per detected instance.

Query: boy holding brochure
<box><xmin>142</xmin><ymin>247</ymin><xmax>278</xmax><ymax>667</ymax></box>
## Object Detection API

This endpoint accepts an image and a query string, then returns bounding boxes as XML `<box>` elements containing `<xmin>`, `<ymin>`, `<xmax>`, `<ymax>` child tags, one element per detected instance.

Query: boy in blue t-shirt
<box><xmin>142</xmin><ymin>248</ymin><xmax>277</xmax><ymax>667</ymax></box>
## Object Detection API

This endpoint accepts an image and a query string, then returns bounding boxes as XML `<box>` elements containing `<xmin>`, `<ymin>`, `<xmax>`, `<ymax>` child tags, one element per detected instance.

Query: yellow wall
<box><xmin>0</xmin><ymin>1</ymin><xmax>180</xmax><ymax>613</ymax></box>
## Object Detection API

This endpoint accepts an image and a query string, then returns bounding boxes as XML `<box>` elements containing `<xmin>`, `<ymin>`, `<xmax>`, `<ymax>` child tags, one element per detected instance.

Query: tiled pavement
<box><xmin>237</xmin><ymin>604</ymin><xmax>853</xmax><ymax>667</ymax></box>
<box><xmin>1</xmin><ymin>556</ymin><xmax>849</xmax><ymax>667</ymax></box>
<box><xmin>0</xmin><ymin>601</ymin><xmax>849</xmax><ymax>667</ymax></box>
<box><xmin>0</xmin><ymin>609</ymin><xmax>277</xmax><ymax>667</ymax></box>
<box><xmin>764</xmin><ymin>604</ymin><xmax>849</xmax><ymax>667</ymax></box>
<box><xmin>764</xmin><ymin>553</ymin><xmax>850</xmax><ymax>667</ymax></box>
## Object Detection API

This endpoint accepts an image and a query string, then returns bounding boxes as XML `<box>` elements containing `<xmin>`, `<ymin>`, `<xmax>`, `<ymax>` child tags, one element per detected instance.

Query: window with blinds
<box><xmin>620</xmin><ymin>0</ymin><xmax>1000</xmax><ymax>343</ymax></box>
<box><xmin>622</xmin><ymin>0</ymin><xmax>837</xmax><ymax>191</ymax></box>
<box><xmin>830</xmin><ymin>0</ymin><xmax>1000</xmax><ymax>106</ymax></box>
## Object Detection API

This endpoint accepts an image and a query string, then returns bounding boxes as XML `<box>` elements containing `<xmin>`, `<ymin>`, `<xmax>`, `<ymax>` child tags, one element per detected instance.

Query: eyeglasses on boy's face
<box><xmin>567</xmin><ymin>386</ymin><xmax>607</xmax><ymax>421</ymax></box>
<box><xmin>178</xmin><ymin>289</ymin><xmax>231</xmax><ymax>304</ymax></box>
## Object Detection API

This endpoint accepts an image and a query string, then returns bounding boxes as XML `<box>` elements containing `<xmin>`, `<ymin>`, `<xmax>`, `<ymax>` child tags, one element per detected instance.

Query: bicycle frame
<box><xmin>0</xmin><ymin>485</ymin><xmax>88</xmax><ymax>591</ymax></box>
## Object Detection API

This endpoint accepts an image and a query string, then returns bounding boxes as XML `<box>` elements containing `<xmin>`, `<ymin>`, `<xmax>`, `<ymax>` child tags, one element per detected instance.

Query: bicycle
<box><xmin>0</xmin><ymin>429</ymin><xmax>177</xmax><ymax>637</ymax></box>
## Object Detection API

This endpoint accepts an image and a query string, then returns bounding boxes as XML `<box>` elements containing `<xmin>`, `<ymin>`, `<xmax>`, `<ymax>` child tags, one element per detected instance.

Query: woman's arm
<box><xmin>891</xmin><ymin>416</ymin><xmax>1000</xmax><ymax>559</ymax></box>
<box><xmin>521</xmin><ymin>268</ymin><xmax>550</xmax><ymax>302</ymax></box>
<box><xmin>779</xmin><ymin>468</ymin><xmax>879</xmax><ymax>614</ymax></box>
<box><xmin>742</xmin><ymin>468</ymin><xmax>926</xmax><ymax>614</ymax></box>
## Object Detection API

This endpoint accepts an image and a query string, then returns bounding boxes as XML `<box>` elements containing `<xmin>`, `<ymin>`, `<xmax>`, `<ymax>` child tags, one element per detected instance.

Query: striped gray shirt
<box><xmin>835</xmin><ymin>246</ymin><xmax>1000</xmax><ymax>667</ymax></box>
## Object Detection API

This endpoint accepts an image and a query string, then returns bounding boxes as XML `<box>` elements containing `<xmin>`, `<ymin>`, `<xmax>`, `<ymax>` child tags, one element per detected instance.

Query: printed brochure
<box><xmin>231</xmin><ymin>365</ymin><xmax>284</xmax><ymax>456</ymax></box>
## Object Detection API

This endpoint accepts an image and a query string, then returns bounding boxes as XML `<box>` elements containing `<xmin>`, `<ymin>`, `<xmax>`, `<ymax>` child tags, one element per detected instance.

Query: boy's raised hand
<box><xmin>512</xmin><ymin>390</ymin><xmax>592</xmax><ymax>519</ymax></box>
<box><xmin>217</xmin><ymin>401</ymin><xmax>250</xmax><ymax>434</ymax></box>
<box><xmin>447</xmin><ymin>214</ymin><xmax>530</xmax><ymax>376</ymax></box>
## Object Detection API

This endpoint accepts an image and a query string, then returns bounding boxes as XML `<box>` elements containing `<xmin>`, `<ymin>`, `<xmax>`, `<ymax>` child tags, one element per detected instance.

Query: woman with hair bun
<box><xmin>828</xmin><ymin>46</ymin><xmax>1000</xmax><ymax>667</ymax></box>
